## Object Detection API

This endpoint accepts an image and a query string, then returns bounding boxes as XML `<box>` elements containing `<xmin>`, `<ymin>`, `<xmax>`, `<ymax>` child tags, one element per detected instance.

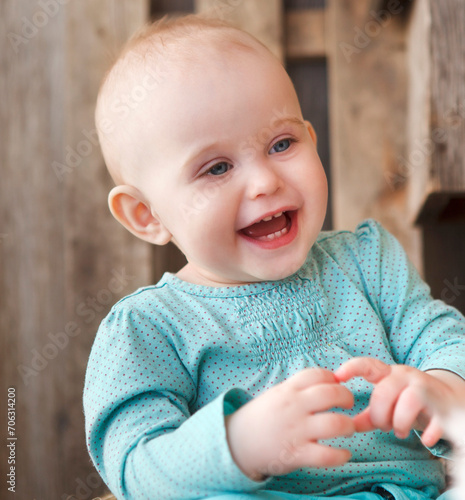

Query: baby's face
<box><xmin>133</xmin><ymin>45</ymin><xmax>328</xmax><ymax>286</ymax></box>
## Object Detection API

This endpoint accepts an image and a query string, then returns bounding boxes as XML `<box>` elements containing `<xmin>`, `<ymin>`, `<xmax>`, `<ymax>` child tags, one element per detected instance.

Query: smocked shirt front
<box><xmin>84</xmin><ymin>220</ymin><xmax>465</xmax><ymax>499</ymax></box>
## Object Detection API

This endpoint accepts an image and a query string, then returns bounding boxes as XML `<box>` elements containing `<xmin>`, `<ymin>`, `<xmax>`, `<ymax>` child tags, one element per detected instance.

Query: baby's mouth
<box><xmin>240</xmin><ymin>211</ymin><xmax>292</xmax><ymax>241</ymax></box>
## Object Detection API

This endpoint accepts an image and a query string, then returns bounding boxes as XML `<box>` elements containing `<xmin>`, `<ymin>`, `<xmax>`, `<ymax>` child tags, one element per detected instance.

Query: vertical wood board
<box><xmin>1</xmin><ymin>1</ymin><xmax>150</xmax><ymax>498</ymax></box>
<box><xmin>326</xmin><ymin>0</ymin><xmax>422</xmax><ymax>270</ymax></box>
<box><xmin>195</xmin><ymin>0</ymin><xmax>284</xmax><ymax>61</ymax></box>
<box><xmin>429</xmin><ymin>1</ymin><xmax>465</xmax><ymax>192</ymax></box>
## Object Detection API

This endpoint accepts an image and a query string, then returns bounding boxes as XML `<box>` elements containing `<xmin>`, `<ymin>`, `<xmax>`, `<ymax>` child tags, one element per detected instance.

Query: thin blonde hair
<box><xmin>95</xmin><ymin>14</ymin><xmax>273</xmax><ymax>185</ymax></box>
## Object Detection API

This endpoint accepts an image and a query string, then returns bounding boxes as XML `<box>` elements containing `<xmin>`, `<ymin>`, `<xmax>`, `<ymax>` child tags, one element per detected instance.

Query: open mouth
<box><xmin>239</xmin><ymin>210</ymin><xmax>298</xmax><ymax>248</ymax></box>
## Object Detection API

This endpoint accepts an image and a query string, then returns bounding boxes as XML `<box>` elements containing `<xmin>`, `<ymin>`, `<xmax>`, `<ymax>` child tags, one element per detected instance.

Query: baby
<box><xmin>84</xmin><ymin>14</ymin><xmax>465</xmax><ymax>500</ymax></box>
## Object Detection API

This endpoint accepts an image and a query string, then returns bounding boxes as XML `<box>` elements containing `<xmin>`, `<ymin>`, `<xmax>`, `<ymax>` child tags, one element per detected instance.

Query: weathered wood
<box><xmin>326</xmin><ymin>0</ymin><xmax>422</xmax><ymax>270</ymax></box>
<box><xmin>195</xmin><ymin>0</ymin><xmax>284</xmax><ymax>61</ymax></box>
<box><xmin>407</xmin><ymin>0</ymin><xmax>465</xmax><ymax>222</ymax></box>
<box><xmin>405</xmin><ymin>0</ymin><xmax>431</xmax><ymax>223</ymax></box>
<box><xmin>430</xmin><ymin>2</ymin><xmax>465</xmax><ymax>193</ymax></box>
<box><xmin>62</xmin><ymin>3</ymin><xmax>151</xmax><ymax>499</ymax></box>
<box><xmin>286</xmin><ymin>8</ymin><xmax>326</xmax><ymax>59</ymax></box>
<box><xmin>1</xmin><ymin>1</ymin><xmax>150</xmax><ymax>498</ymax></box>
<box><xmin>406</xmin><ymin>0</ymin><xmax>465</xmax><ymax>313</ymax></box>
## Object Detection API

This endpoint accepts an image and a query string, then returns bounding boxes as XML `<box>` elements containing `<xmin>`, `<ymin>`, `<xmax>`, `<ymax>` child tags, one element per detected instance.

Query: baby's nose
<box><xmin>246</xmin><ymin>161</ymin><xmax>283</xmax><ymax>199</ymax></box>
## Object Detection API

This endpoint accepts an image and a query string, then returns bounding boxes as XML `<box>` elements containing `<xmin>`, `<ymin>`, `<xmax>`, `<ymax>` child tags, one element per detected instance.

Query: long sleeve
<box><xmin>83</xmin><ymin>220</ymin><xmax>465</xmax><ymax>498</ymax></box>
<box><xmin>83</xmin><ymin>305</ymin><xmax>270</xmax><ymax>499</ymax></box>
<box><xmin>354</xmin><ymin>219</ymin><xmax>465</xmax><ymax>376</ymax></box>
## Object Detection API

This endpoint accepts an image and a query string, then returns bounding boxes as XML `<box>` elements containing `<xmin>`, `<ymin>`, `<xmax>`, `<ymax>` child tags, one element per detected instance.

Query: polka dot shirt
<box><xmin>84</xmin><ymin>220</ymin><xmax>465</xmax><ymax>499</ymax></box>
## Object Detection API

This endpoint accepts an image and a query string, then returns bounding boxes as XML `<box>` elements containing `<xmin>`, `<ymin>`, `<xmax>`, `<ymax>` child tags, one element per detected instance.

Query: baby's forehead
<box><xmin>95</xmin><ymin>20</ymin><xmax>278</xmax><ymax>184</ymax></box>
<box><xmin>116</xmin><ymin>26</ymin><xmax>265</xmax><ymax>84</ymax></box>
<box><xmin>98</xmin><ymin>26</ymin><xmax>266</xmax><ymax>130</ymax></box>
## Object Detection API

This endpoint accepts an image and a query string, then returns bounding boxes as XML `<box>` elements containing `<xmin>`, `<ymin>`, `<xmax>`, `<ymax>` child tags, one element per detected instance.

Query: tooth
<box><xmin>262</xmin><ymin>216</ymin><xmax>273</xmax><ymax>222</ymax></box>
<box><xmin>273</xmin><ymin>212</ymin><xmax>283</xmax><ymax>218</ymax></box>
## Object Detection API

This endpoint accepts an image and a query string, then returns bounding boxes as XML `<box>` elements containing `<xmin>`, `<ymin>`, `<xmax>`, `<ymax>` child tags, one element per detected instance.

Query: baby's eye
<box><xmin>207</xmin><ymin>161</ymin><xmax>232</xmax><ymax>176</ymax></box>
<box><xmin>269</xmin><ymin>139</ymin><xmax>292</xmax><ymax>154</ymax></box>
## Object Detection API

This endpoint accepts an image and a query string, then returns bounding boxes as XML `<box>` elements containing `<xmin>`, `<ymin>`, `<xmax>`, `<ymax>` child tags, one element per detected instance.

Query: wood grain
<box><xmin>195</xmin><ymin>0</ymin><xmax>284</xmax><ymax>61</ymax></box>
<box><xmin>1</xmin><ymin>1</ymin><xmax>150</xmax><ymax>498</ymax></box>
<box><xmin>407</xmin><ymin>0</ymin><xmax>465</xmax><ymax>222</ymax></box>
<box><xmin>326</xmin><ymin>0</ymin><xmax>423</xmax><ymax>269</ymax></box>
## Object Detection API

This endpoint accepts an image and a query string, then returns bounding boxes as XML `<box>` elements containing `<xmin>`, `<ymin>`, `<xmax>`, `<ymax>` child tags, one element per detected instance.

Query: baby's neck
<box><xmin>175</xmin><ymin>264</ymin><xmax>256</xmax><ymax>288</ymax></box>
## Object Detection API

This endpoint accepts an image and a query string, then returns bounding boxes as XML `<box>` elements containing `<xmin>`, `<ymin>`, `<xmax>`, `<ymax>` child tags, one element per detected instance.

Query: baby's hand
<box><xmin>335</xmin><ymin>357</ymin><xmax>465</xmax><ymax>448</ymax></box>
<box><xmin>225</xmin><ymin>368</ymin><xmax>355</xmax><ymax>481</ymax></box>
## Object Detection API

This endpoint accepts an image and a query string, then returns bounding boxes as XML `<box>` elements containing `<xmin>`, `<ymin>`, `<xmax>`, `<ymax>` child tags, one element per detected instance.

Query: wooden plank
<box><xmin>326</xmin><ymin>0</ymin><xmax>423</xmax><ymax>270</ymax></box>
<box><xmin>286</xmin><ymin>8</ymin><xmax>326</xmax><ymax>59</ymax></box>
<box><xmin>1</xmin><ymin>2</ymin><xmax>68</xmax><ymax>497</ymax></box>
<box><xmin>195</xmin><ymin>0</ymin><xmax>284</xmax><ymax>61</ymax></box>
<box><xmin>404</xmin><ymin>0</ymin><xmax>432</xmax><ymax>223</ymax></box>
<box><xmin>430</xmin><ymin>1</ymin><xmax>465</xmax><ymax>193</ymax></box>
<box><xmin>407</xmin><ymin>0</ymin><xmax>465</xmax><ymax>222</ymax></box>
<box><xmin>62</xmin><ymin>3</ymin><xmax>150</xmax><ymax>499</ymax></box>
<box><xmin>1</xmin><ymin>1</ymin><xmax>150</xmax><ymax>498</ymax></box>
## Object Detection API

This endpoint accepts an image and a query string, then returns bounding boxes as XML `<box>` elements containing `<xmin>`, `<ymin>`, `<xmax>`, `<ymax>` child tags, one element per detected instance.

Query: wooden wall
<box><xmin>407</xmin><ymin>0</ymin><xmax>465</xmax><ymax>313</ymax></box>
<box><xmin>1</xmin><ymin>2</ymin><xmax>151</xmax><ymax>498</ymax></box>
<box><xmin>1</xmin><ymin>0</ymin><xmax>464</xmax><ymax>498</ymax></box>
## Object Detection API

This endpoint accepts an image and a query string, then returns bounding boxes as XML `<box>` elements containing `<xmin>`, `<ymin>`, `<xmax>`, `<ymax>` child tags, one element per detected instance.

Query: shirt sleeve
<box><xmin>83</xmin><ymin>304</ymin><xmax>270</xmax><ymax>499</ymax></box>
<box><xmin>355</xmin><ymin>219</ymin><xmax>465</xmax><ymax>378</ymax></box>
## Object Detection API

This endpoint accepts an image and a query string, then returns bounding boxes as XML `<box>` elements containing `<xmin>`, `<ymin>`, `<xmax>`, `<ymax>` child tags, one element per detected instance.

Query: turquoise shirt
<box><xmin>84</xmin><ymin>220</ymin><xmax>465</xmax><ymax>499</ymax></box>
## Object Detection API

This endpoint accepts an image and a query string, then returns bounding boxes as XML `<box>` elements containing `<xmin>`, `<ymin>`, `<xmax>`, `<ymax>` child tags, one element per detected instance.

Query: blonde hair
<box><xmin>95</xmin><ymin>14</ymin><xmax>273</xmax><ymax>185</ymax></box>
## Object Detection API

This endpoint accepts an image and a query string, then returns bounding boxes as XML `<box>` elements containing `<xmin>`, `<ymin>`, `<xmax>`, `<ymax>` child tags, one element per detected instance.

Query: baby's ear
<box><xmin>108</xmin><ymin>185</ymin><xmax>172</xmax><ymax>245</ymax></box>
<box><xmin>304</xmin><ymin>120</ymin><xmax>318</xmax><ymax>147</ymax></box>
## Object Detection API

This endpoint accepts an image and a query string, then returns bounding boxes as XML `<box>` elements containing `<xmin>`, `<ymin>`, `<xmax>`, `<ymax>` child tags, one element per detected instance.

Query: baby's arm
<box><xmin>84</xmin><ymin>306</ymin><xmax>273</xmax><ymax>500</ymax></box>
<box><xmin>335</xmin><ymin>357</ymin><xmax>465</xmax><ymax>447</ymax></box>
<box><xmin>341</xmin><ymin>221</ymin><xmax>465</xmax><ymax>446</ymax></box>
<box><xmin>225</xmin><ymin>367</ymin><xmax>355</xmax><ymax>480</ymax></box>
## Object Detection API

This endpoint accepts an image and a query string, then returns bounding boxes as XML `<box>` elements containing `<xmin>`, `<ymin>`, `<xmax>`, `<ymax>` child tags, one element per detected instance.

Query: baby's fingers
<box><xmin>392</xmin><ymin>386</ymin><xmax>425</xmax><ymax>439</ymax></box>
<box><xmin>301</xmin><ymin>413</ymin><xmax>355</xmax><ymax>442</ymax></box>
<box><xmin>420</xmin><ymin>415</ymin><xmax>443</xmax><ymax>448</ymax></box>
<box><xmin>353</xmin><ymin>408</ymin><xmax>376</xmax><ymax>433</ymax></box>
<box><xmin>335</xmin><ymin>357</ymin><xmax>391</xmax><ymax>384</ymax></box>
<box><xmin>302</xmin><ymin>383</ymin><xmax>354</xmax><ymax>414</ymax></box>
<box><xmin>298</xmin><ymin>442</ymin><xmax>352</xmax><ymax>468</ymax></box>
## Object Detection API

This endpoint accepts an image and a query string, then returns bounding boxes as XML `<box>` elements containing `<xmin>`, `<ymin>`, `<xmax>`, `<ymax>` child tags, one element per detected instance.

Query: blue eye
<box><xmin>207</xmin><ymin>162</ymin><xmax>231</xmax><ymax>176</ymax></box>
<box><xmin>270</xmin><ymin>139</ymin><xmax>291</xmax><ymax>154</ymax></box>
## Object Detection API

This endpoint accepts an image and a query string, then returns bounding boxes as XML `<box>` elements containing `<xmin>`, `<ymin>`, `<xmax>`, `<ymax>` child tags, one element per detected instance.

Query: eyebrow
<box><xmin>271</xmin><ymin>116</ymin><xmax>307</xmax><ymax>129</ymax></box>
